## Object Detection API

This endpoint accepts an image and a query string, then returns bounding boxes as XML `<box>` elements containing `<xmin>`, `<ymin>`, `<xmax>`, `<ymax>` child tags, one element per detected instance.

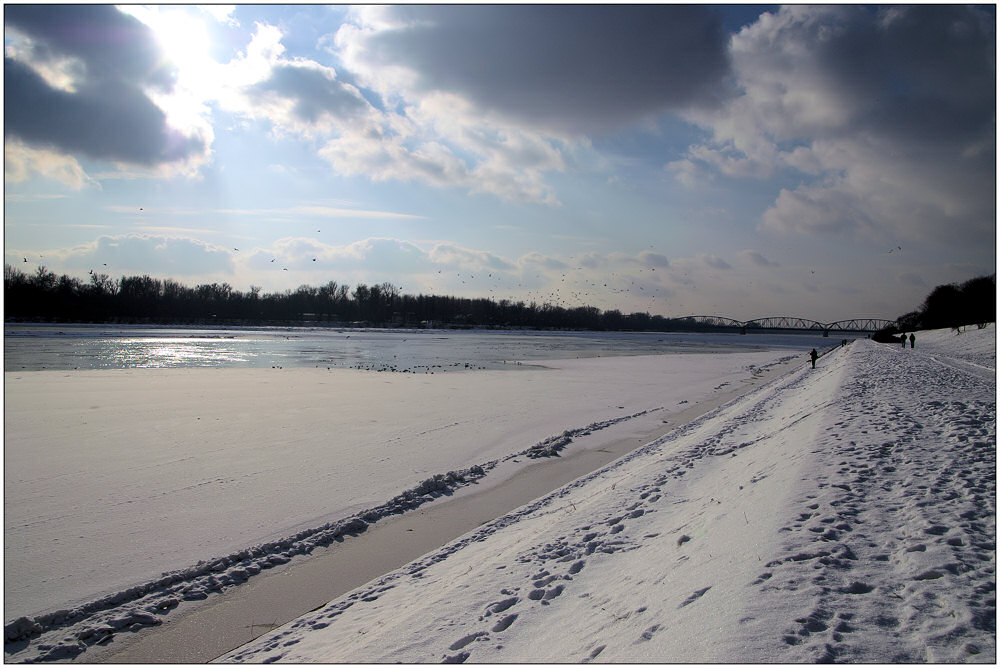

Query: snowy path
<box><xmin>739</xmin><ymin>334</ymin><xmax>995</xmax><ymax>662</ymax></box>
<box><xmin>221</xmin><ymin>328</ymin><xmax>995</xmax><ymax>663</ymax></box>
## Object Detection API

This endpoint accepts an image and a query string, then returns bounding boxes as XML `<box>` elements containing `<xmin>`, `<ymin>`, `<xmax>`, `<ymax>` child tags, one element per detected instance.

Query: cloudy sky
<box><xmin>4</xmin><ymin>4</ymin><xmax>995</xmax><ymax>322</ymax></box>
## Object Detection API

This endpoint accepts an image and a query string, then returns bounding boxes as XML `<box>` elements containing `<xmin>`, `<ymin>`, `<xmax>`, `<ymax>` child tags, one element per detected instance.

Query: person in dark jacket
<box><xmin>909</xmin><ymin>333</ymin><xmax>915</xmax><ymax>348</ymax></box>
<box><xmin>810</xmin><ymin>348</ymin><xmax>818</xmax><ymax>368</ymax></box>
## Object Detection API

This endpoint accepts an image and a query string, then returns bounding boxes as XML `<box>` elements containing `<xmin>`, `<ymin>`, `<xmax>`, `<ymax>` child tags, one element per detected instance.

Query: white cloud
<box><xmin>678</xmin><ymin>5</ymin><xmax>994</xmax><ymax>248</ymax></box>
<box><xmin>666</xmin><ymin>158</ymin><xmax>712</xmax><ymax>189</ymax></box>
<box><xmin>701</xmin><ymin>254</ymin><xmax>732</xmax><ymax>270</ymax></box>
<box><xmin>638</xmin><ymin>251</ymin><xmax>670</xmax><ymax>268</ymax></box>
<box><xmin>198</xmin><ymin>5</ymin><xmax>238</xmax><ymax>27</ymax></box>
<box><xmin>35</xmin><ymin>234</ymin><xmax>233</xmax><ymax>276</ymax></box>
<box><xmin>429</xmin><ymin>244</ymin><xmax>516</xmax><ymax>272</ymax></box>
<box><xmin>739</xmin><ymin>250</ymin><xmax>779</xmax><ymax>268</ymax></box>
<box><xmin>4</xmin><ymin>140</ymin><xmax>98</xmax><ymax>189</ymax></box>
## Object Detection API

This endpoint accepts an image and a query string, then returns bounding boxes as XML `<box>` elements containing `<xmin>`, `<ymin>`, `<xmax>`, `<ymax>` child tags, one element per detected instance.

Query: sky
<box><xmin>3</xmin><ymin>4</ymin><xmax>995</xmax><ymax>323</ymax></box>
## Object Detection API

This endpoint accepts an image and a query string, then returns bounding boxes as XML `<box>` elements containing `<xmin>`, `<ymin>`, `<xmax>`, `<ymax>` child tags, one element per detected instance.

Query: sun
<box><xmin>118</xmin><ymin>6</ymin><xmax>219</xmax><ymax>144</ymax></box>
<box><xmin>119</xmin><ymin>6</ymin><xmax>218</xmax><ymax>95</ymax></box>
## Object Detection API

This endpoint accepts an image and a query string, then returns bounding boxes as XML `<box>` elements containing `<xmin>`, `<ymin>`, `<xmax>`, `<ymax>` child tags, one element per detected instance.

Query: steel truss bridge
<box><xmin>678</xmin><ymin>315</ymin><xmax>895</xmax><ymax>336</ymax></box>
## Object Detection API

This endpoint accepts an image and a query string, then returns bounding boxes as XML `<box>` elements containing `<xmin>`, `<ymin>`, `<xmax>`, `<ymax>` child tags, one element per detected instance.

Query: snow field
<box><xmin>220</xmin><ymin>327</ymin><xmax>995</xmax><ymax>663</ymax></box>
<box><xmin>4</xmin><ymin>348</ymin><xmax>800</xmax><ymax>662</ymax></box>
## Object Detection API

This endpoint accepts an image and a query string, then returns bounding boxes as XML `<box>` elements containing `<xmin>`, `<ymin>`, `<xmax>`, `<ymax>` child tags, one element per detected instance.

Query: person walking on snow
<box><xmin>909</xmin><ymin>333</ymin><xmax>915</xmax><ymax>348</ymax></box>
<box><xmin>901</xmin><ymin>334</ymin><xmax>907</xmax><ymax>348</ymax></box>
<box><xmin>810</xmin><ymin>348</ymin><xmax>818</xmax><ymax>368</ymax></box>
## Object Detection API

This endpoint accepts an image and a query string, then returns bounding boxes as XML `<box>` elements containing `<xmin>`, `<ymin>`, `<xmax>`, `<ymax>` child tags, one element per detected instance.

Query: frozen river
<box><xmin>4</xmin><ymin>323</ymin><xmax>827</xmax><ymax>372</ymax></box>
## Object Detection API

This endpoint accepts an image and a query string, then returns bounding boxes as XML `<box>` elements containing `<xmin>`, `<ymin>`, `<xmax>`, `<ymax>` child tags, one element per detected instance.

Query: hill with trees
<box><xmin>893</xmin><ymin>274</ymin><xmax>995</xmax><ymax>332</ymax></box>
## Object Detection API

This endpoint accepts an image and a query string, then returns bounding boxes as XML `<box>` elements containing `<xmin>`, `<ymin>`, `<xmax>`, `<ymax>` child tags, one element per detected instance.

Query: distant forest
<box><xmin>2</xmin><ymin>264</ymin><xmax>683</xmax><ymax>331</ymax></box>
<box><xmin>3</xmin><ymin>264</ymin><xmax>995</xmax><ymax>333</ymax></box>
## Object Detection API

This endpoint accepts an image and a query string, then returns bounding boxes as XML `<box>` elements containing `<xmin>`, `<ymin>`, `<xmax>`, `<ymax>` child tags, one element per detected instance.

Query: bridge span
<box><xmin>677</xmin><ymin>315</ymin><xmax>894</xmax><ymax>335</ymax></box>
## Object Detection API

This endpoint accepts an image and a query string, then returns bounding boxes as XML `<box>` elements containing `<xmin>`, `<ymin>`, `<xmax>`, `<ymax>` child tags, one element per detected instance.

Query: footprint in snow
<box><xmin>679</xmin><ymin>586</ymin><xmax>712</xmax><ymax>608</ymax></box>
<box><xmin>448</xmin><ymin>631</ymin><xmax>488</xmax><ymax>651</ymax></box>
<box><xmin>491</xmin><ymin>614</ymin><xmax>518</xmax><ymax>633</ymax></box>
<box><xmin>442</xmin><ymin>650</ymin><xmax>470</xmax><ymax>663</ymax></box>
<box><xmin>634</xmin><ymin>624</ymin><xmax>661</xmax><ymax>643</ymax></box>
<box><xmin>483</xmin><ymin>597</ymin><xmax>518</xmax><ymax>616</ymax></box>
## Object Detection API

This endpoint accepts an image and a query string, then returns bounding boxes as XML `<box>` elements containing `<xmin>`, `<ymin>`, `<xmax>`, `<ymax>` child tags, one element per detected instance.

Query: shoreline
<box><xmin>87</xmin><ymin>354</ymin><xmax>802</xmax><ymax>663</ymax></box>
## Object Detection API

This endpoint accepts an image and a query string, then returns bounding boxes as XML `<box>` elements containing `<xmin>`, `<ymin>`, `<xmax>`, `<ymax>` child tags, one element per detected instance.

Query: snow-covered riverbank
<box><xmin>221</xmin><ymin>327</ymin><xmax>995</xmax><ymax>663</ymax></box>
<box><xmin>5</xmin><ymin>346</ymin><xmax>801</xmax><ymax>662</ymax></box>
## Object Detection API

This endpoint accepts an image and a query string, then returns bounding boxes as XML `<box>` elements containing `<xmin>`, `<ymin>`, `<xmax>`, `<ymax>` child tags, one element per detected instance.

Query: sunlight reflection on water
<box><xmin>115</xmin><ymin>339</ymin><xmax>251</xmax><ymax>368</ymax></box>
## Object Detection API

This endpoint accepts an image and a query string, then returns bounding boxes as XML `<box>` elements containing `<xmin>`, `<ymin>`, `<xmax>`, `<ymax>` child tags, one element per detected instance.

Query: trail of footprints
<box><xmin>748</xmin><ymin>355</ymin><xmax>995</xmax><ymax>662</ymax></box>
<box><xmin>431</xmin><ymin>377</ymin><xmax>809</xmax><ymax>662</ymax></box>
<box><xmin>437</xmin><ymin>395</ymin><xmax>793</xmax><ymax>666</ymax></box>
<box><xmin>226</xmin><ymin>480</ymin><xmax>676</xmax><ymax>664</ymax></box>
<box><xmin>439</xmin><ymin>498</ymin><xmax>661</xmax><ymax>663</ymax></box>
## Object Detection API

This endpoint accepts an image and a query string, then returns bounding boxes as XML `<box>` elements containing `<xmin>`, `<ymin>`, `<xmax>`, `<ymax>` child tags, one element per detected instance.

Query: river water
<box><xmin>3</xmin><ymin>323</ymin><xmax>832</xmax><ymax>372</ymax></box>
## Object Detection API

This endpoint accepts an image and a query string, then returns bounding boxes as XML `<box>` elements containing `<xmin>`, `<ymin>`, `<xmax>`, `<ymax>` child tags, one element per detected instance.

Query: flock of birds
<box><xmin>421</xmin><ymin>266</ymin><xmax>672</xmax><ymax>313</ymax></box>
<box><xmin>17</xmin><ymin>208</ymin><xmax>904</xmax><ymax>315</ymax></box>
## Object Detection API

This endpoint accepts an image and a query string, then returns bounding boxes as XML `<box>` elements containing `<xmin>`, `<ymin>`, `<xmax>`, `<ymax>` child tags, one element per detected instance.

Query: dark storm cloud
<box><xmin>4</xmin><ymin>4</ymin><xmax>175</xmax><ymax>90</ymax></box>
<box><xmin>717</xmin><ymin>5</ymin><xmax>995</xmax><ymax>248</ymax></box>
<box><xmin>360</xmin><ymin>5</ymin><xmax>732</xmax><ymax>134</ymax></box>
<box><xmin>5</xmin><ymin>58</ymin><xmax>203</xmax><ymax>165</ymax></box>
<box><xmin>819</xmin><ymin>5</ymin><xmax>994</xmax><ymax>146</ymax></box>
<box><xmin>4</xmin><ymin>5</ymin><xmax>206</xmax><ymax>166</ymax></box>
<box><xmin>250</xmin><ymin>64</ymin><xmax>369</xmax><ymax>124</ymax></box>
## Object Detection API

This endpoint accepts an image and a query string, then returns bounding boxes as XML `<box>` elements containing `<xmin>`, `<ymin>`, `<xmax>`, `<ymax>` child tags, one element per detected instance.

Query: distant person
<box><xmin>809</xmin><ymin>348</ymin><xmax>818</xmax><ymax>368</ymax></box>
<box><xmin>909</xmin><ymin>333</ymin><xmax>915</xmax><ymax>348</ymax></box>
<box><xmin>901</xmin><ymin>334</ymin><xmax>907</xmax><ymax>348</ymax></box>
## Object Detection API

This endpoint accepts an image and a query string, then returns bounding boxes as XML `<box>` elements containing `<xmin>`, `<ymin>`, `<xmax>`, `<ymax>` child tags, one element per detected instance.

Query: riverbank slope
<box><xmin>222</xmin><ymin>327</ymin><xmax>995</xmax><ymax>663</ymax></box>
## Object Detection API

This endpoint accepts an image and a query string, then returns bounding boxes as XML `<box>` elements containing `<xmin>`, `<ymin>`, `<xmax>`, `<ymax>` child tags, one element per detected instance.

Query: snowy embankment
<box><xmin>222</xmin><ymin>327</ymin><xmax>996</xmax><ymax>664</ymax></box>
<box><xmin>4</xmin><ymin>348</ymin><xmax>799</xmax><ymax>662</ymax></box>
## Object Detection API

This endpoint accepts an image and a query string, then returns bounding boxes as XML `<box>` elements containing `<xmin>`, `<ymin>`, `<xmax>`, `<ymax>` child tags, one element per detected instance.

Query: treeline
<box><xmin>891</xmin><ymin>274</ymin><xmax>995</xmax><ymax>332</ymax></box>
<box><xmin>3</xmin><ymin>264</ymin><xmax>688</xmax><ymax>331</ymax></box>
<box><xmin>873</xmin><ymin>274</ymin><xmax>994</xmax><ymax>342</ymax></box>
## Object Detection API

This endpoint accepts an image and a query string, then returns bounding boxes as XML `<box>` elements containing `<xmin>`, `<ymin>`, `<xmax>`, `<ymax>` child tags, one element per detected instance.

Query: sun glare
<box><xmin>118</xmin><ymin>6</ymin><xmax>219</xmax><ymax>143</ymax></box>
